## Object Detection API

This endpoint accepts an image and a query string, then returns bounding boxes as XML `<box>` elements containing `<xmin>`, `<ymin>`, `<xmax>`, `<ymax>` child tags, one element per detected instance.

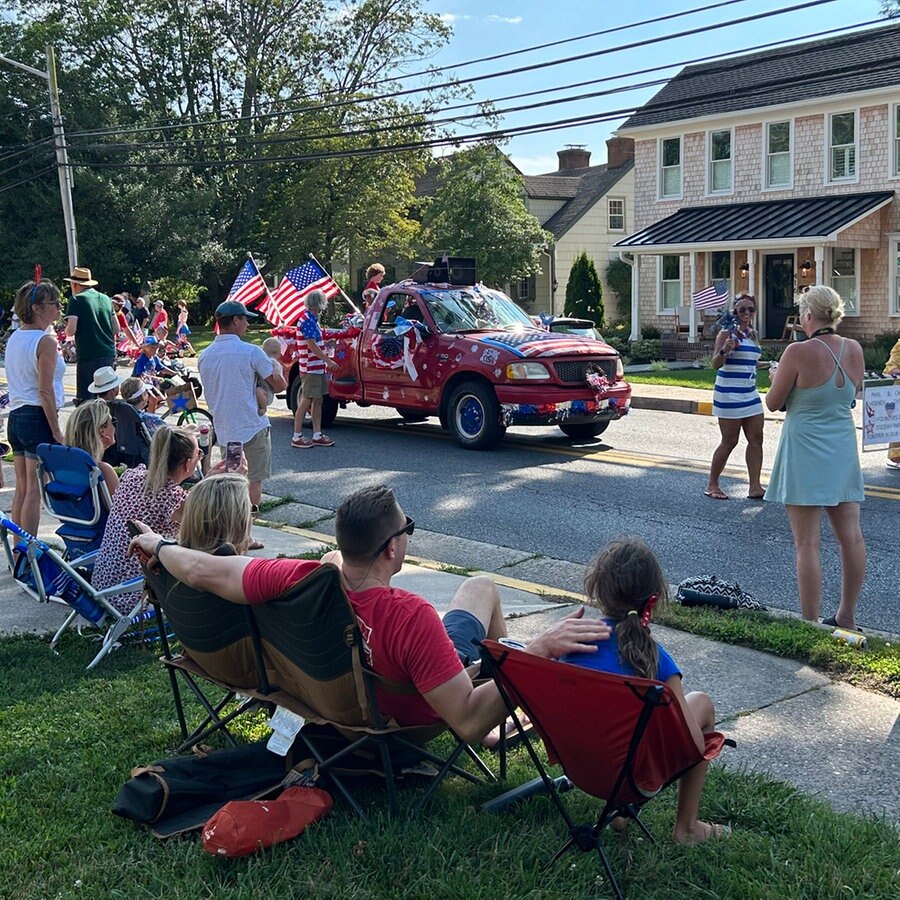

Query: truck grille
<box><xmin>553</xmin><ymin>358</ymin><xmax>617</xmax><ymax>384</ymax></box>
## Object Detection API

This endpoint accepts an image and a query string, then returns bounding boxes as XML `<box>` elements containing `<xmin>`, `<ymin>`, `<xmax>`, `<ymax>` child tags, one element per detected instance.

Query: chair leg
<box><xmin>50</xmin><ymin>609</ymin><xmax>79</xmax><ymax>651</ymax></box>
<box><xmin>594</xmin><ymin>845</ymin><xmax>625</xmax><ymax>900</ymax></box>
<box><xmin>85</xmin><ymin>615</ymin><xmax>134</xmax><ymax>669</ymax></box>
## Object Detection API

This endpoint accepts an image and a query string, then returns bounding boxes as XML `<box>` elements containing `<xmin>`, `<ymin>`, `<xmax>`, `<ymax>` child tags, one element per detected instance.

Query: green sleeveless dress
<box><xmin>765</xmin><ymin>339</ymin><xmax>864</xmax><ymax>506</ymax></box>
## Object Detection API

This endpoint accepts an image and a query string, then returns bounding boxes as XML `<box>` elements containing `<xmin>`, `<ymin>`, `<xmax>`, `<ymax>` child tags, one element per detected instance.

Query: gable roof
<box><xmin>614</xmin><ymin>191</ymin><xmax>894</xmax><ymax>251</ymax></box>
<box><xmin>622</xmin><ymin>22</ymin><xmax>900</xmax><ymax>130</ymax></box>
<box><xmin>527</xmin><ymin>161</ymin><xmax>634</xmax><ymax>240</ymax></box>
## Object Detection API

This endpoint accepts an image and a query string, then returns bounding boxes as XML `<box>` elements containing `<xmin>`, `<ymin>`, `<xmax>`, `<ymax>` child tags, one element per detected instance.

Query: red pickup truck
<box><xmin>279</xmin><ymin>282</ymin><xmax>631</xmax><ymax>450</ymax></box>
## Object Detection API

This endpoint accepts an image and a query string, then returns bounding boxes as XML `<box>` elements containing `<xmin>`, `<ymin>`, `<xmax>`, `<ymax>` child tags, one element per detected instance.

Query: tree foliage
<box><xmin>0</xmin><ymin>0</ymin><xmax>454</xmax><ymax>300</ymax></box>
<box><xmin>565</xmin><ymin>252</ymin><xmax>603</xmax><ymax>326</ymax></box>
<box><xmin>605</xmin><ymin>257</ymin><xmax>633</xmax><ymax>324</ymax></box>
<box><xmin>421</xmin><ymin>144</ymin><xmax>551</xmax><ymax>287</ymax></box>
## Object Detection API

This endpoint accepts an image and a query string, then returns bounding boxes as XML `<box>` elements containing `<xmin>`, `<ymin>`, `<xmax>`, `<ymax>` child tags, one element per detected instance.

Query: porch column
<box><xmin>629</xmin><ymin>255</ymin><xmax>640</xmax><ymax>342</ymax></box>
<box><xmin>814</xmin><ymin>245</ymin><xmax>825</xmax><ymax>285</ymax></box>
<box><xmin>748</xmin><ymin>250</ymin><xmax>756</xmax><ymax>300</ymax></box>
<box><xmin>689</xmin><ymin>251</ymin><xmax>698</xmax><ymax>341</ymax></box>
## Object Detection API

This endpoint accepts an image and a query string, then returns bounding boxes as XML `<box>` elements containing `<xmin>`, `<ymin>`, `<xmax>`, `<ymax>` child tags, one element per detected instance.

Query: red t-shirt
<box><xmin>242</xmin><ymin>558</ymin><xmax>463</xmax><ymax>726</ymax></box>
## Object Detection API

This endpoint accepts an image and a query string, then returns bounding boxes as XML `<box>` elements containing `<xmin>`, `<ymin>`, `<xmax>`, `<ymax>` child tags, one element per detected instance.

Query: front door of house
<box><xmin>764</xmin><ymin>254</ymin><xmax>795</xmax><ymax>340</ymax></box>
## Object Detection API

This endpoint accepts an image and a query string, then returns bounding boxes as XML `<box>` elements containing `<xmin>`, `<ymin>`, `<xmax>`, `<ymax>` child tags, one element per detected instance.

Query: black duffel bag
<box><xmin>676</xmin><ymin>575</ymin><xmax>766</xmax><ymax>611</ymax></box>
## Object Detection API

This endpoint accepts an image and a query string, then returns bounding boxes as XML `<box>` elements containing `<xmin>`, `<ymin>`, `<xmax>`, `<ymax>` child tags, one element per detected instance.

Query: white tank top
<box><xmin>5</xmin><ymin>327</ymin><xmax>66</xmax><ymax>410</ymax></box>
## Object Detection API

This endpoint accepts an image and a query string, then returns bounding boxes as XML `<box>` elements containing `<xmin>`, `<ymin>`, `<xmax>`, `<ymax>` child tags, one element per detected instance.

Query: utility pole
<box><xmin>0</xmin><ymin>45</ymin><xmax>79</xmax><ymax>272</ymax></box>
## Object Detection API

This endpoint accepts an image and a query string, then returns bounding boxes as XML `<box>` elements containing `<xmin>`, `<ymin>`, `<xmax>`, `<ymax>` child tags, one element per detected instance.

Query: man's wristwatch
<box><xmin>154</xmin><ymin>538</ymin><xmax>178</xmax><ymax>559</ymax></box>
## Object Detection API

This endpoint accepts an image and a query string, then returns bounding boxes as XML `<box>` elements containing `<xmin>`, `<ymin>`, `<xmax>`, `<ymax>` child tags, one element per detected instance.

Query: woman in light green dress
<box><xmin>764</xmin><ymin>286</ymin><xmax>865</xmax><ymax>630</ymax></box>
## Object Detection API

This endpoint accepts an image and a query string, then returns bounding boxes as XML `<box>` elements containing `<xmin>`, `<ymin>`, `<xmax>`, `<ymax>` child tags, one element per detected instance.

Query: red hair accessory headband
<box><xmin>626</xmin><ymin>594</ymin><xmax>659</xmax><ymax>627</ymax></box>
<box><xmin>30</xmin><ymin>264</ymin><xmax>42</xmax><ymax>303</ymax></box>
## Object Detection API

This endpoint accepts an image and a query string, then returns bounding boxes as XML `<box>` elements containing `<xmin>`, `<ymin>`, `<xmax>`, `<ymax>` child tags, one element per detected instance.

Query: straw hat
<box><xmin>87</xmin><ymin>366</ymin><xmax>125</xmax><ymax>394</ymax></box>
<box><xmin>63</xmin><ymin>266</ymin><xmax>98</xmax><ymax>287</ymax></box>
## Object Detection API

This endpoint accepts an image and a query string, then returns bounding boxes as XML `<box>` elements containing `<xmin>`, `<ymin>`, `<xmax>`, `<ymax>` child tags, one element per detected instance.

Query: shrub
<box><xmin>151</xmin><ymin>276</ymin><xmax>208</xmax><ymax>325</ymax></box>
<box><xmin>629</xmin><ymin>339</ymin><xmax>662</xmax><ymax>363</ymax></box>
<box><xmin>605</xmin><ymin>258</ymin><xmax>632</xmax><ymax>325</ymax></box>
<box><xmin>602</xmin><ymin>335</ymin><xmax>629</xmax><ymax>356</ymax></box>
<box><xmin>565</xmin><ymin>251</ymin><xmax>604</xmax><ymax>326</ymax></box>
<box><xmin>863</xmin><ymin>344</ymin><xmax>886</xmax><ymax>372</ymax></box>
<box><xmin>870</xmin><ymin>331</ymin><xmax>899</xmax><ymax>359</ymax></box>
<box><xmin>641</xmin><ymin>325</ymin><xmax>661</xmax><ymax>340</ymax></box>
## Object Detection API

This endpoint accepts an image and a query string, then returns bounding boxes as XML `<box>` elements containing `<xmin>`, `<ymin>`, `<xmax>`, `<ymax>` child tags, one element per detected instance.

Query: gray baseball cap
<box><xmin>215</xmin><ymin>300</ymin><xmax>258</xmax><ymax>319</ymax></box>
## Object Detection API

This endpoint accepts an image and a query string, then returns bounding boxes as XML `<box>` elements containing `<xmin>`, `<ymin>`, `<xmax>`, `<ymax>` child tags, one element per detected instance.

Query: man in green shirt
<box><xmin>64</xmin><ymin>266</ymin><xmax>117</xmax><ymax>405</ymax></box>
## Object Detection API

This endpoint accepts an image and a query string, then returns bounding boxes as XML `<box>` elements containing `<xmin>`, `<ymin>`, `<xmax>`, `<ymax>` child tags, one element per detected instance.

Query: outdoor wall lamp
<box><xmin>800</xmin><ymin>259</ymin><xmax>813</xmax><ymax>274</ymax></box>
<box><xmin>739</xmin><ymin>262</ymin><xmax>750</xmax><ymax>277</ymax></box>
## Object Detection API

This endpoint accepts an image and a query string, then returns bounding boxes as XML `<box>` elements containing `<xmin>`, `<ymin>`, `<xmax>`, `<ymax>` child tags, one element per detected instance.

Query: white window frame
<box><xmin>763</xmin><ymin>119</ymin><xmax>793</xmax><ymax>191</ymax></box>
<box><xmin>658</xmin><ymin>136</ymin><xmax>682</xmax><ymax>200</ymax></box>
<box><xmin>708</xmin><ymin>250</ymin><xmax>732</xmax><ymax>299</ymax></box>
<box><xmin>829</xmin><ymin>247</ymin><xmax>859</xmax><ymax>317</ymax></box>
<box><xmin>608</xmin><ymin>197</ymin><xmax>625</xmax><ymax>231</ymax></box>
<box><xmin>657</xmin><ymin>255</ymin><xmax>683</xmax><ymax>312</ymax></box>
<box><xmin>518</xmin><ymin>277</ymin><xmax>531</xmax><ymax>301</ymax></box>
<box><xmin>826</xmin><ymin>110</ymin><xmax>858</xmax><ymax>184</ymax></box>
<box><xmin>707</xmin><ymin>128</ymin><xmax>733</xmax><ymax>195</ymax></box>
<box><xmin>891</xmin><ymin>104</ymin><xmax>900</xmax><ymax>179</ymax></box>
<box><xmin>890</xmin><ymin>233</ymin><xmax>900</xmax><ymax>316</ymax></box>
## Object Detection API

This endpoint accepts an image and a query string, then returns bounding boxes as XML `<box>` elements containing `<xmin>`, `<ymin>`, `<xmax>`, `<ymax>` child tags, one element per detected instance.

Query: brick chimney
<box><xmin>606</xmin><ymin>136</ymin><xmax>635</xmax><ymax>168</ymax></box>
<box><xmin>557</xmin><ymin>145</ymin><xmax>591</xmax><ymax>171</ymax></box>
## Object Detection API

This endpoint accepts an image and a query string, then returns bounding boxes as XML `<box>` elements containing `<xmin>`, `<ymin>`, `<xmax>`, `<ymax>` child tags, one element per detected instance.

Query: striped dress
<box><xmin>712</xmin><ymin>335</ymin><xmax>763</xmax><ymax>419</ymax></box>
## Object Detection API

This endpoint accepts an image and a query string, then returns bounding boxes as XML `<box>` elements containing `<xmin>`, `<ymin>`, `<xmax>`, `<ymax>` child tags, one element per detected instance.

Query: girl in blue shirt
<box><xmin>561</xmin><ymin>537</ymin><xmax>730</xmax><ymax>845</ymax></box>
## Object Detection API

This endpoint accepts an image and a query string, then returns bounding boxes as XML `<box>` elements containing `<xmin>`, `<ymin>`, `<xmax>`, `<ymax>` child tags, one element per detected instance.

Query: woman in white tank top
<box><xmin>5</xmin><ymin>279</ymin><xmax>67</xmax><ymax>535</ymax></box>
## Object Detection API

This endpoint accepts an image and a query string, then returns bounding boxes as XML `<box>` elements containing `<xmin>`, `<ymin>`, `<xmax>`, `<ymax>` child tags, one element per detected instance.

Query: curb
<box><xmin>631</xmin><ymin>395</ymin><xmax>713</xmax><ymax>416</ymax></box>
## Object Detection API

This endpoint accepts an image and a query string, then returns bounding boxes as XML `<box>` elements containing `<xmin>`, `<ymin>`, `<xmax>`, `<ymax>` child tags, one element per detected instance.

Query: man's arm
<box><xmin>305</xmin><ymin>337</ymin><xmax>338</xmax><ymax>371</ymax></box>
<box><xmin>129</xmin><ymin>525</ymin><xmax>253</xmax><ymax>603</ymax></box>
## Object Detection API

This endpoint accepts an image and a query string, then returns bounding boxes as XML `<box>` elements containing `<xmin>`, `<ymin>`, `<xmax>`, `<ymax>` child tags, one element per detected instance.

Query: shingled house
<box><xmin>614</xmin><ymin>22</ymin><xmax>900</xmax><ymax>341</ymax></box>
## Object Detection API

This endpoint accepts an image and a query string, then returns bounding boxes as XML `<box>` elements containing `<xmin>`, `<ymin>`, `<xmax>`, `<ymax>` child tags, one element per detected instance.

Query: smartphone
<box><xmin>225</xmin><ymin>441</ymin><xmax>243</xmax><ymax>472</ymax></box>
<box><xmin>125</xmin><ymin>519</ymin><xmax>142</xmax><ymax>538</ymax></box>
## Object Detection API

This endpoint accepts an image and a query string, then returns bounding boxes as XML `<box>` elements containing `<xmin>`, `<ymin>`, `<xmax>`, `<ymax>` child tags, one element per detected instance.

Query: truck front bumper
<box><xmin>495</xmin><ymin>384</ymin><xmax>632</xmax><ymax>427</ymax></box>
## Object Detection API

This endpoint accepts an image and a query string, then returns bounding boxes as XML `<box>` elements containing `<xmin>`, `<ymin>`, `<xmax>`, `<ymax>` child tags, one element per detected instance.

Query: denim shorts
<box><xmin>443</xmin><ymin>609</ymin><xmax>487</xmax><ymax>666</ymax></box>
<box><xmin>8</xmin><ymin>405</ymin><xmax>57</xmax><ymax>459</ymax></box>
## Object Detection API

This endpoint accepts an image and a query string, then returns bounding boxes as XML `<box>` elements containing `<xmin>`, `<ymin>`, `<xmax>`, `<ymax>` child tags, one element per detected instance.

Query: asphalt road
<box><xmin>264</xmin><ymin>400</ymin><xmax>900</xmax><ymax>633</ymax></box>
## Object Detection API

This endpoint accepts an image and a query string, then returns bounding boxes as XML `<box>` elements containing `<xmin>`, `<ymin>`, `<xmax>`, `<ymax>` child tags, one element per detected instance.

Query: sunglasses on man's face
<box><xmin>373</xmin><ymin>515</ymin><xmax>415</xmax><ymax>557</ymax></box>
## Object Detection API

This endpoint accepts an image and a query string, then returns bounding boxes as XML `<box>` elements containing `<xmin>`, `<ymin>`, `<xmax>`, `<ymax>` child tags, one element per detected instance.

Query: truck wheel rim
<box><xmin>457</xmin><ymin>395</ymin><xmax>484</xmax><ymax>438</ymax></box>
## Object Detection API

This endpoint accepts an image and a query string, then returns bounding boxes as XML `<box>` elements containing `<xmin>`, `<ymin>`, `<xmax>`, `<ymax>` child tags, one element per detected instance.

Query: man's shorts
<box><xmin>300</xmin><ymin>373</ymin><xmax>328</xmax><ymax>399</ymax></box>
<box><xmin>8</xmin><ymin>406</ymin><xmax>57</xmax><ymax>459</ymax></box>
<box><xmin>243</xmin><ymin>426</ymin><xmax>271</xmax><ymax>483</ymax></box>
<box><xmin>443</xmin><ymin>609</ymin><xmax>487</xmax><ymax>667</ymax></box>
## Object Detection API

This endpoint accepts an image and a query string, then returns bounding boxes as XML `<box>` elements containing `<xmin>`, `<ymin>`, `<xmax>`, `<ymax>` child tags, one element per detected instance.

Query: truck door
<box><xmin>359</xmin><ymin>291</ymin><xmax>436</xmax><ymax>408</ymax></box>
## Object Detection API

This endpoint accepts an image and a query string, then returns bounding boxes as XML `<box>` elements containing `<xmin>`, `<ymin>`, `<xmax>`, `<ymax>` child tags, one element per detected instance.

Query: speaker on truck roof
<box><xmin>427</xmin><ymin>256</ymin><xmax>476</xmax><ymax>285</ymax></box>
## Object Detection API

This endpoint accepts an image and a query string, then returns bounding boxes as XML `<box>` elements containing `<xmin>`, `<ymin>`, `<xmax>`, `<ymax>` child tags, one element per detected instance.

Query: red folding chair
<box><xmin>479</xmin><ymin>639</ymin><xmax>734</xmax><ymax>900</ymax></box>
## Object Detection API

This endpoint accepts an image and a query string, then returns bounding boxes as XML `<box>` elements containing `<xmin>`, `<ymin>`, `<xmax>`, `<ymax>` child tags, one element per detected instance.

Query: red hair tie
<box><xmin>641</xmin><ymin>593</ymin><xmax>659</xmax><ymax>627</ymax></box>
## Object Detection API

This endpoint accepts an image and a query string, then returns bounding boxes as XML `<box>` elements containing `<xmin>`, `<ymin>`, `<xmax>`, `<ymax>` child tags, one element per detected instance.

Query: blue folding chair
<box><xmin>35</xmin><ymin>443</ymin><xmax>112</xmax><ymax>559</ymax></box>
<box><xmin>1</xmin><ymin>515</ymin><xmax>147</xmax><ymax>669</ymax></box>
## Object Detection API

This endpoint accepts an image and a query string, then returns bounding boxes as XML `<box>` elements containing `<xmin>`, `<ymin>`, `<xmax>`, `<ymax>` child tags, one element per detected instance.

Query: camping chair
<box><xmin>142</xmin><ymin>547</ymin><xmax>272</xmax><ymax>754</ymax></box>
<box><xmin>103</xmin><ymin>400</ymin><xmax>151</xmax><ymax>469</ymax></box>
<box><xmin>0</xmin><ymin>515</ymin><xmax>147</xmax><ymax>669</ymax></box>
<box><xmin>249</xmin><ymin>562</ymin><xmax>496</xmax><ymax>821</ymax></box>
<box><xmin>35</xmin><ymin>443</ymin><xmax>112</xmax><ymax>559</ymax></box>
<box><xmin>479</xmin><ymin>640</ymin><xmax>734</xmax><ymax>900</ymax></box>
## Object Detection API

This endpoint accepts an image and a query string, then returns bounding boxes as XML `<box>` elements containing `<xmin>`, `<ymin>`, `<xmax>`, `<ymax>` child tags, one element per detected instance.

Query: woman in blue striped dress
<box><xmin>705</xmin><ymin>294</ymin><xmax>771</xmax><ymax>500</ymax></box>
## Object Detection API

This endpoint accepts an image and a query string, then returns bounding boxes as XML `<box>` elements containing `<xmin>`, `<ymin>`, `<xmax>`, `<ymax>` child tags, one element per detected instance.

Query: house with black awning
<box><xmin>613</xmin><ymin>21</ymin><xmax>900</xmax><ymax>343</ymax></box>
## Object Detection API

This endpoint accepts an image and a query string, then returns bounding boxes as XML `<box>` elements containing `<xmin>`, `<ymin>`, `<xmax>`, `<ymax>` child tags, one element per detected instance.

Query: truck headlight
<box><xmin>616</xmin><ymin>356</ymin><xmax>624</xmax><ymax>378</ymax></box>
<box><xmin>506</xmin><ymin>362</ymin><xmax>551</xmax><ymax>380</ymax></box>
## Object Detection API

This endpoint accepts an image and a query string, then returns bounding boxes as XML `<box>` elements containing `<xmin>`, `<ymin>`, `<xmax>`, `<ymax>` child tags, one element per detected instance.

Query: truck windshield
<box><xmin>420</xmin><ymin>288</ymin><xmax>535</xmax><ymax>333</ymax></box>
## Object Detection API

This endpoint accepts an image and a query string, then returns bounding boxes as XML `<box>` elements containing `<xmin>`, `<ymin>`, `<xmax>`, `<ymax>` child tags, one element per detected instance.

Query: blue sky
<box><xmin>422</xmin><ymin>0</ymin><xmax>887</xmax><ymax>174</ymax></box>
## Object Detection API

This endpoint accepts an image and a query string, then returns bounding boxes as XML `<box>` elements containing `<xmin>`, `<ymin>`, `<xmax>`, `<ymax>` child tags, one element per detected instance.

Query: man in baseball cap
<box><xmin>200</xmin><ymin>295</ymin><xmax>284</xmax><ymax>531</ymax></box>
<box><xmin>63</xmin><ymin>265</ymin><xmax>116</xmax><ymax>405</ymax></box>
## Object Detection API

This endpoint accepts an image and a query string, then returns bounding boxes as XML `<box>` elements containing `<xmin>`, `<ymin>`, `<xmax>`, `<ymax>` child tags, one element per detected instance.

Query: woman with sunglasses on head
<box><xmin>706</xmin><ymin>293</ymin><xmax>771</xmax><ymax>500</ymax></box>
<box><xmin>64</xmin><ymin>399</ymin><xmax>121</xmax><ymax>497</ymax></box>
<box><xmin>5</xmin><ymin>278</ymin><xmax>66</xmax><ymax>534</ymax></box>
<box><xmin>764</xmin><ymin>286</ymin><xmax>865</xmax><ymax>631</ymax></box>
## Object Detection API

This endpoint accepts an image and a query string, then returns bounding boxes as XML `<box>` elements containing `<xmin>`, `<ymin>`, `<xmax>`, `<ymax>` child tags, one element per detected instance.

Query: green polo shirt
<box><xmin>66</xmin><ymin>288</ymin><xmax>116</xmax><ymax>359</ymax></box>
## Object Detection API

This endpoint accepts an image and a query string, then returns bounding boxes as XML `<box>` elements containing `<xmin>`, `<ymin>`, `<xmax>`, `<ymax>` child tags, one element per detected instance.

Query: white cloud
<box><xmin>438</xmin><ymin>13</ymin><xmax>470</xmax><ymax>24</ymax></box>
<box><xmin>487</xmin><ymin>15</ymin><xmax>522</xmax><ymax>25</ymax></box>
<box><xmin>509</xmin><ymin>154</ymin><xmax>560</xmax><ymax>176</ymax></box>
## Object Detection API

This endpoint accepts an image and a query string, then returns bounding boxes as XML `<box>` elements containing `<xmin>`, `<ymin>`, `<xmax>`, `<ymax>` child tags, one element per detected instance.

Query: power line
<box><xmin>0</xmin><ymin>148</ymin><xmax>55</xmax><ymax>180</ymax></box>
<box><xmin>0</xmin><ymin>164</ymin><xmax>55</xmax><ymax>194</ymax></box>
<box><xmin>62</xmin><ymin>0</ymin><xmax>847</xmax><ymax>143</ymax></box>
<box><xmin>64</xmin><ymin>18</ymin><xmax>887</xmax><ymax>163</ymax></box>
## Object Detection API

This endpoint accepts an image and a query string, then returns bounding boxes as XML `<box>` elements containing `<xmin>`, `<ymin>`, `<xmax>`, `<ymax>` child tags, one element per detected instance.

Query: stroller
<box><xmin>1</xmin><ymin>515</ymin><xmax>149</xmax><ymax>669</ymax></box>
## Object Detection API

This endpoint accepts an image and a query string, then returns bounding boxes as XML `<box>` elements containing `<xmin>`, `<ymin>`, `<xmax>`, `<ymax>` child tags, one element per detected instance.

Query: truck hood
<box><xmin>470</xmin><ymin>328</ymin><xmax>617</xmax><ymax>359</ymax></box>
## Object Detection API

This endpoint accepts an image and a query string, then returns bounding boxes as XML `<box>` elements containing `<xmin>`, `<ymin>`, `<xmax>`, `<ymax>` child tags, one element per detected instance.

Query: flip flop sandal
<box><xmin>822</xmin><ymin>615</ymin><xmax>863</xmax><ymax>633</ymax></box>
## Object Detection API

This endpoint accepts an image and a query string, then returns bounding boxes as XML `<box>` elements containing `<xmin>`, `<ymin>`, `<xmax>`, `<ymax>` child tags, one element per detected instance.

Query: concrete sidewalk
<box><xmin>1</xmin><ymin>505</ymin><xmax>896</xmax><ymax>827</ymax></box>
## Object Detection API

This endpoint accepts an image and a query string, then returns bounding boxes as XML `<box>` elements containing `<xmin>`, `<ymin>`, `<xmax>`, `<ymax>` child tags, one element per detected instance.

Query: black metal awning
<box><xmin>614</xmin><ymin>191</ymin><xmax>894</xmax><ymax>252</ymax></box>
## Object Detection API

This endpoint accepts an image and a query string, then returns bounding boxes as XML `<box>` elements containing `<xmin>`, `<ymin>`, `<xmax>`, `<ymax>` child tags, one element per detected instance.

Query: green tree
<box><xmin>605</xmin><ymin>257</ymin><xmax>633</xmax><ymax>325</ymax></box>
<box><xmin>565</xmin><ymin>252</ymin><xmax>603</xmax><ymax>326</ymax></box>
<box><xmin>421</xmin><ymin>144</ymin><xmax>551</xmax><ymax>287</ymax></box>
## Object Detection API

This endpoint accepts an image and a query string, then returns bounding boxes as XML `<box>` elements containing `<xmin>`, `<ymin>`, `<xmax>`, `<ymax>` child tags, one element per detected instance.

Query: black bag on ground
<box><xmin>676</xmin><ymin>575</ymin><xmax>766</xmax><ymax>611</ymax></box>
<box><xmin>112</xmin><ymin>742</ymin><xmax>290</xmax><ymax>838</ymax></box>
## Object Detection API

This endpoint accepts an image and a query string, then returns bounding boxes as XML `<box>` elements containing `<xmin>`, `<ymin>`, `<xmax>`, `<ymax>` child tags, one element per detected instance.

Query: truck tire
<box><xmin>321</xmin><ymin>395</ymin><xmax>339</xmax><ymax>428</ymax></box>
<box><xmin>448</xmin><ymin>381</ymin><xmax>504</xmax><ymax>450</ymax></box>
<box><xmin>559</xmin><ymin>421</ymin><xmax>610</xmax><ymax>440</ymax></box>
<box><xmin>395</xmin><ymin>407</ymin><xmax>429</xmax><ymax>423</ymax></box>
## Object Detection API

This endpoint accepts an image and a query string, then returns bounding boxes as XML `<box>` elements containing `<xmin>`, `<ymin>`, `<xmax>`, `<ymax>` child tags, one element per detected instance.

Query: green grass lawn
<box><xmin>1</xmin><ymin>631</ymin><xmax>898</xmax><ymax>899</ymax></box>
<box><xmin>187</xmin><ymin>323</ymin><xmax>271</xmax><ymax>355</ymax></box>
<box><xmin>627</xmin><ymin>369</ymin><xmax>771</xmax><ymax>393</ymax></box>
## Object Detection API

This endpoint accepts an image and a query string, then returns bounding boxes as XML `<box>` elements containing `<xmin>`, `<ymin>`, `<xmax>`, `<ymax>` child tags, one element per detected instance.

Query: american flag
<box><xmin>270</xmin><ymin>260</ymin><xmax>340</xmax><ymax>326</ymax></box>
<box><xmin>227</xmin><ymin>259</ymin><xmax>267</xmax><ymax>308</ymax></box>
<box><xmin>691</xmin><ymin>279</ymin><xmax>729</xmax><ymax>310</ymax></box>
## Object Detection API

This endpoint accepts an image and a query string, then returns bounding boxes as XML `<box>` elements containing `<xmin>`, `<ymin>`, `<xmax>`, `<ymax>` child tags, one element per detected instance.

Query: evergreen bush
<box><xmin>605</xmin><ymin>258</ymin><xmax>632</xmax><ymax>324</ymax></box>
<box><xmin>564</xmin><ymin>252</ymin><xmax>604</xmax><ymax>326</ymax></box>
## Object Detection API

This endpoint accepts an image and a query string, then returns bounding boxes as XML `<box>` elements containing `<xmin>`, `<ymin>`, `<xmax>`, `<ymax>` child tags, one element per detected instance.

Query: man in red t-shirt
<box><xmin>129</xmin><ymin>485</ymin><xmax>610</xmax><ymax>743</ymax></box>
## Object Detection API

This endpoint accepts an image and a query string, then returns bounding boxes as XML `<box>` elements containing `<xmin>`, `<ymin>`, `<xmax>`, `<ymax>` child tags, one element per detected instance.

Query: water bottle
<box><xmin>198</xmin><ymin>424</ymin><xmax>210</xmax><ymax>455</ymax></box>
<box><xmin>50</xmin><ymin>571</ymin><xmax>104</xmax><ymax>624</ymax></box>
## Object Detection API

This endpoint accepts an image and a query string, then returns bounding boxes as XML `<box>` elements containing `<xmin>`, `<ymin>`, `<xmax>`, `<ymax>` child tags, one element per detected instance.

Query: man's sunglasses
<box><xmin>373</xmin><ymin>515</ymin><xmax>415</xmax><ymax>557</ymax></box>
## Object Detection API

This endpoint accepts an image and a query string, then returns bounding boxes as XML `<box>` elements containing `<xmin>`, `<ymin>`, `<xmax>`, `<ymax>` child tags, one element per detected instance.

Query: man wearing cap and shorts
<box><xmin>198</xmin><ymin>300</ymin><xmax>286</xmax><ymax>512</ymax></box>
<box><xmin>64</xmin><ymin>266</ymin><xmax>117</xmax><ymax>406</ymax></box>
